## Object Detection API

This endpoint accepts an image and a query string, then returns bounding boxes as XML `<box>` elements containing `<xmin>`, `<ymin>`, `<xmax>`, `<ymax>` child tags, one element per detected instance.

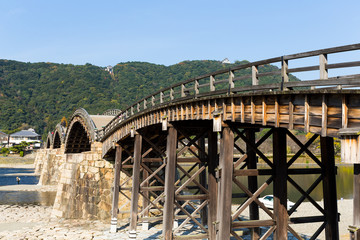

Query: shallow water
<box><xmin>0</xmin><ymin>167</ymin><xmax>56</xmax><ymax>206</ymax></box>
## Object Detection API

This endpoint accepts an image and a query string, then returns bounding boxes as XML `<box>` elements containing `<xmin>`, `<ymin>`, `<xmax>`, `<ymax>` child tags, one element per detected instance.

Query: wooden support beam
<box><xmin>110</xmin><ymin>144</ymin><xmax>122</xmax><ymax>233</ymax></box>
<box><xmin>198</xmin><ymin>137</ymin><xmax>208</xmax><ymax>226</ymax></box>
<box><xmin>208</xmin><ymin>131</ymin><xmax>218</xmax><ymax>240</ymax></box>
<box><xmin>245</xmin><ymin>129</ymin><xmax>260</xmax><ymax>240</ymax></box>
<box><xmin>217</xmin><ymin>127</ymin><xmax>234</xmax><ymax>240</ymax></box>
<box><xmin>273</xmin><ymin>128</ymin><xmax>288</xmax><ymax>240</ymax></box>
<box><xmin>163</xmin><ymin>126</ymin><xmax>177</xmax><ymax>240</ymax></box>
<box><xmin>321</xmin><ymin>136</ymin><xmax>339</xmax><ymax>240</ymax></box>
<box><xmin>142</xmin><ymin>163</ymin><xmax>149</xmax><ymax>230</ymax></box>
<box><xmin>129</xmin><ymin>134</ymin><xmax>142</xmax><ymax>238</ymax></box>
<box><xmin>351</xmin><ymin>164</ymin><xmax>360</xmax><ymax>239</ymax></box>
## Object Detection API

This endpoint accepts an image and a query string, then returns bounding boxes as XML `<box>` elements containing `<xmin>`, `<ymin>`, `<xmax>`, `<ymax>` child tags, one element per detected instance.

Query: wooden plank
<box><xmin>163</xmin><ymin>127</ymin><xmax>177</xmax><ymax>240</ymax></box>
<box><xmin>287</xmin><ymin>65</ymin><xmax>319</xmax><ymax>73</ymax></box>
<box><xmin>129</xmin><ymin>134</ymin><xmax>142</xmax><ymax>233</ymax></box>
<box><xmin>174</xmin><ymin>234</ymin><xmax>209</xmax><ymax>240</ymax></box>
<box><xmin>262</xmin><ymin>96</ymin><xmax>267</xmax><ymax>126</ymax></box>
<box><xmin>289</xmin><ymin>216</ymin><xmax>325</xmax><ymax>224</ymax></box>
<box><xmin>232</xmin><ymin>220</ymin><xmax>275</xmax><ymax>228</ymax></box>
<box><xmin>231</xmin><ymin>97</ymin><xmax>236</xmax><ymax>122</ymax></box>
<box><xmin>140</xmin><ymin>186</ymin><xmax>165</xmax><ymax>191</ymax></box>
<box><xmin>321</xmin><ymin>136</ymin><xmax>339</xmax><ymax>240</ymax></box>
<box><xmin>251</xmin><ymin>96</ymin><xmax>255</xmax><ymax>124</ymax></box>
<box><xmin>342</xmin><ymin>95</ymin><xmax>348</xmax><ymax>128</ymax></box>
<box><xmin>327</xmin><ymin>60</ymin><xmax>360</xmax><ymax>69</ymax></box>
<box><xmin>241</xmin><ymin>97</ymin><xmax>245</xmax><ymax>123</ymax></box>
<box><xmin>273</xmin><ymin>128</ymin><xmax>288</xmax><ymax>239</ymax></box>
<box><xmin>175</xmin><ymin>194</ymin><xmax>209</xmax><ymax>201</ymax></box>
<box><xmin>322</xmin><ymin>95</ymin><xmax>328</xmax><ymax>136</ymax></box>
<box><xmin>275</xmin><ymin>96</ymin><xmax>279</xmax><ymax>127</ymax></box>
<box><xmin>217</xmin><ymin>127</ymin><xmax>234</xmax><ymax>240</ymax></box>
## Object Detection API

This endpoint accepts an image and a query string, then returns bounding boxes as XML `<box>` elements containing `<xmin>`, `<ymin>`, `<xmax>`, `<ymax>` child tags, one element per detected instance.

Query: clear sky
<box><xmin>1</xmin><ymin>0</ymin><xmax>359</xmax><ymax>67</ymax></box>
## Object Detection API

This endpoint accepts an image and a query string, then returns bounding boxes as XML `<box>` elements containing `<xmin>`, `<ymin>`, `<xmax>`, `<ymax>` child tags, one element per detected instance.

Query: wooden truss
<box><xmin>111</xmin><ymin>121</ymin><xmax>339</xmax><ymax>239</ymax></box>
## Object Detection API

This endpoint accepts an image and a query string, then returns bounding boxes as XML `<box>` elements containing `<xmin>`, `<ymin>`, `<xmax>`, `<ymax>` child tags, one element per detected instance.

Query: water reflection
<box><xmin>0</xmin><ymin>191</ymin><xmax>56</xmax><ymax>206</ymax></box>
<box><xmin>0</xmin><ymin>167</ymin><xmax>56</xmax><ymax>206</ymax></box>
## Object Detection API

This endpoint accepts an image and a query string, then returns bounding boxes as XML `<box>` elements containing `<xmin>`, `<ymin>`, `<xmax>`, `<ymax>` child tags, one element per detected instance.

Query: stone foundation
<box><xmin>35</xmin><ymin>142</ymin><xmax>130</xmax><ymax>221</ymax></box>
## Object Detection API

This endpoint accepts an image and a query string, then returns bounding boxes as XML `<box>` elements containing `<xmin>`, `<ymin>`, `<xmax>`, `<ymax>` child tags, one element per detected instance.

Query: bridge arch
<box><xmin>45</xmin><ymin>132</ymin><xmax>53</xmax><ymax>149</ymax></box>
<box><xmin>52</xmin><ymin>123</ymin><xmax>66</xmax><ymax>149</ymax></box>
<box><xmin>64</xmin><ymin>108</ymin><xmax>96</xmax><ymax>153</ymax></box>
<box><xmin>64</xmin><ymin>108</ymin><xmax>115</xmax><ymax>153</ymax></box>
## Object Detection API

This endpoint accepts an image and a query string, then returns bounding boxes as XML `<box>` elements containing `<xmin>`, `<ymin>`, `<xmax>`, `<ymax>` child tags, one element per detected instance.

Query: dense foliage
<box><xmin>0</xmin><ymin>59</ymin><xmax>298</xmax><ymax>138</ymax></box>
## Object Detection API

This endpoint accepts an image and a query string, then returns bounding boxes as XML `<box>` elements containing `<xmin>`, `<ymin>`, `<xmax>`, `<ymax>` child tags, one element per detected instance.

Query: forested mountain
<box><xmin>0</xmin><ymin>59</ymin><xmax>298</xmax><ymax>138</ymax></box>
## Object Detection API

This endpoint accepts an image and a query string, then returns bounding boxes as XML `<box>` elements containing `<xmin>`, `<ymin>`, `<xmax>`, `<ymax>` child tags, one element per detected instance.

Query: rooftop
<box><xmin>11</xmin><ymin>129</ymin><xmax>40</xmax><ymax>137</ymax></box>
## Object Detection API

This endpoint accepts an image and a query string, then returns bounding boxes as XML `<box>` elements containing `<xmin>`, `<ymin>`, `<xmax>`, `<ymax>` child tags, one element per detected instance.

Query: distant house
<box><xmin>0</xmin><ymin>131</ymin><xmax>8</xmax><ymax>145</ymax></box>
<box><xmin>105</xmin><ymin>65</ymin><xmax>113</xmax><ymax>74</ymax></box>
<box><xmin>9</xmin><ymin>129</ymin><xmax>42</xmax><ymax>147</ymax></box>
<box><xmin>221</xmin><ymin>58</ymin><xmax>231</xmax><ymax>64</ymax></box>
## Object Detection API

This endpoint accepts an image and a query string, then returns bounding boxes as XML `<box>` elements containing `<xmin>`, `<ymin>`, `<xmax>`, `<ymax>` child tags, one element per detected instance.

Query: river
<box><xmin>0</xmin><ymin>166</ymin><xmax>56</xmax><ymax>206</ymax></box>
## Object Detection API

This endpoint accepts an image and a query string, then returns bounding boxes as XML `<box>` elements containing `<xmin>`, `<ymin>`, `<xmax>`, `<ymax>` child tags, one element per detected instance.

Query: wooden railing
<box><xmin>100</xmin><ymin>43</ymin><xmax>360</xmax><ymax>140</ymax></box>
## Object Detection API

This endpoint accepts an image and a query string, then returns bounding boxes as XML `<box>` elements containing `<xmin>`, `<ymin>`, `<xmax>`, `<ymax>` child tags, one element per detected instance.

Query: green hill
<box><xmin>0</xmin><ymin>59</ymin><xmax>297</xmax><ymax>137</ymax></box>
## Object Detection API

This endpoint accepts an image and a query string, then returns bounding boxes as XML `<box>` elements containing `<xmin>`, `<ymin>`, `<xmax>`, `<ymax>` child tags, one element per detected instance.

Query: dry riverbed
<box><xmin>0</xmin><ymin>156</ymin><xmax>353</xmax><ymax>239</ymax></box>
<box><xmin>0</xmin><ymin>200</ymin><xmax>352</xmax><ymax>240</ymax></box>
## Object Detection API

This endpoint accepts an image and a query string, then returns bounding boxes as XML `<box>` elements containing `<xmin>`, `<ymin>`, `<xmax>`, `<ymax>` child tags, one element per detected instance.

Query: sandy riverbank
<box><xmin>0</xmin><ymin>158</ymin><xmax>352</xmax><ymax>239</ymax></box>
<box><xmin>0</xmin><ymin>200</ymin><xmax>352</xmax><ymax>240</ymax></box>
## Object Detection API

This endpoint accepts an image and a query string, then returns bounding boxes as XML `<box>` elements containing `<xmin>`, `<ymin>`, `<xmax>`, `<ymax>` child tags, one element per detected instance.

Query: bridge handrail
<box><xmin>101</xmin><ymin>43</ymin><xmax>360</xmax><ymax>139</ymax></box>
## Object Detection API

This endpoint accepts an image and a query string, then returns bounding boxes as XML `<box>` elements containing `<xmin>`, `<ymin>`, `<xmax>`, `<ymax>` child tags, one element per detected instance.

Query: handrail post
<box><xmin>181</xmin><ymin>84</ymin><xmax>186</xmax><ymax>97</ymax></box>
<box><xmin>281</xmin><ymin>57</ymin><xmax>289</xmax><ymax>91</ymax></box>
<box><xmin>170</xmin><ymin>88</ymin><xmax>174</xmax><ymax>100</ymax></box>
<box><xmin>152</xmin><ymin>96</ymin><xmax>155</xmax><ymax>106</ymax></box>
<box><xmin>315</xmin><ymin>53</ymin><xmax>328</xmax><ymax>90</ymax></box>
<box><xmin>252</xmin><ymin>65</ymin><xmax>259</xmax><ymax>86</ymax></box>
<box><xmin>144</xmin><ymin>99</ymin><xmax>147</xmax><ymax>110</ymax></box>
<box><xmin>195</xmin><ymin>79</ymin><xmax>199</xmax><ymax>95</ymax></box>
<box><xmin>137</xmin><ymin>103</ymin><xmax>140</xmax><ymax>113</ymax></box>
<box><xmin>210</xmin><ymin>75</ymin><xmax>215</xmax><ymax>91</ymax></box>
<box><xmin>131</xmin><ymin>106</ymin><xmax>134</xmax><ymax>116</ymax></box>
<box><xmin>160</xmin><ymin>92</ymin><xmax>164</xmax><ymax>103</ymax></box>
<box><xmin>229</xmin><ymin>70</ymin><xmax>234</xmax><ymax>89</ymax></box>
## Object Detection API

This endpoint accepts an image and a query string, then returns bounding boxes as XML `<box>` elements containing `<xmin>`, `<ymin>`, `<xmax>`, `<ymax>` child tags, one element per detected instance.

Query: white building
<box><xmin>9</xmin><ymin>129</ymin><xmax>41</xmax><ymax>146</ymax></box>
<box><xmin>221</xmin><ymin>58</ymin><xmax>231</xmax><ymax>64</ymax></box>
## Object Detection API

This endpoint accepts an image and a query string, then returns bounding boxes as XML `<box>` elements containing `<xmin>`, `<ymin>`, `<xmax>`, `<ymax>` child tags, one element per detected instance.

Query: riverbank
<box><xmin>0</xmin><ymin>155</ymin><xmax>353</xmax><ymax>239</ymax></box>
<box><xmin>0</xmin><ymin>200</ymin><xmax>352</xmax><ymax>239</ymax></box>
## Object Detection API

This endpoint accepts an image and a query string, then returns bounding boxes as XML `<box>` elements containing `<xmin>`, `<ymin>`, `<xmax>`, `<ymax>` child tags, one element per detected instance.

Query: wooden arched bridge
<box><xmin>46</xmin><ymin>44</ymin><xmax>360</xmax><ymax>239</ymax></box>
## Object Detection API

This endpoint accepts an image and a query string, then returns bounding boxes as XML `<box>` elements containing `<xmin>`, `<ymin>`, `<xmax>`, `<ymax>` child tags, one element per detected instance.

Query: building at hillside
<box><xmin>0</xmin><ymin>131</ymin><xmax>8</xmax><ymax>146</ymax></box>
<box><xmin>9</xmin><ymin>128</ymin><xmax>42</xmax><ymax>148</ymax></box>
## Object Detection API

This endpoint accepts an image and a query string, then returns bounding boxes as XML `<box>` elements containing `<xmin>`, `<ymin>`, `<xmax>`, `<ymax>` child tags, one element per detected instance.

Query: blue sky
<box><xmin>0</xmin><ymin>0</ymin><xmax>359</xmax><ymax>67</ymax></box>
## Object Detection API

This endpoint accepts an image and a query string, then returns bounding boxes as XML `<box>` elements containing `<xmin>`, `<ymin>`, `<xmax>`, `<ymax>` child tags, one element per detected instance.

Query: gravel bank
<box><xmin>0</xmin><ymin>199</ymin><xmax>352</xmax><ymax>239</ymax></box>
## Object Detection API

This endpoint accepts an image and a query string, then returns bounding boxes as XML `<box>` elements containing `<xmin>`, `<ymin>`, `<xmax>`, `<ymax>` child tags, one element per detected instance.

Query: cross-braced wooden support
<box><xmin>111</xmin><ymin>122</ymin><xmax>340</xmax><ymax>240</ymax></box>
